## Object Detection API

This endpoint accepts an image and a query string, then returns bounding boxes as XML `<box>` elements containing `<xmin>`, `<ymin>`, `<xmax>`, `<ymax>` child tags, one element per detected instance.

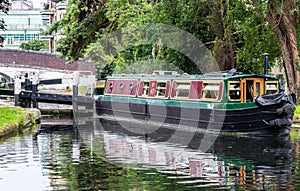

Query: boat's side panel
<box><xmin>96</xmin><ymin>96</ymin><xmax>289</xmax><ymax>134</ymax></box>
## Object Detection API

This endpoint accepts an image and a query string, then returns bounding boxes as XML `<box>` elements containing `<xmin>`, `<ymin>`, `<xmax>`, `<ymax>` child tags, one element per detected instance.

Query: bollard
<box><xmin>72</xmin><ymin>71</ymin><xmax>79</xmax><ymax>130</ymax></box>
<box><xmin>24</xmin><ymin>73</ymin><xmax>31</xmax><ymax>90</ymax></box>
<box><xmin>14</xmin><ymin>73</ymin><xmax>21</xmax><ymax>107</ymax></box>
<box><xmin>31</xmin><ymin>72</ymin><xmax>39</xmax><ymax>108</ymax></box>
<box><xmin>23</xmin><ymin>72</ymin><xmax>31</xmax><ymax>107</ymax></box>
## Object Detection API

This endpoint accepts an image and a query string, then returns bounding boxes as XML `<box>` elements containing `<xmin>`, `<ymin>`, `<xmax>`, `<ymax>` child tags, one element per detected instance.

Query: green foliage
<box><xmin>0</xmin><ymin>107</ymin><xmax>26</xmax><ymax>129</ymax></box>
<box><xmin>105</xmin><ymin>0</ymin><xmax>155</xmax><ymax>29</ymax></box>
<box><xmin>19</xmin><ymin>40</ymin><xmax>47</xmax><ymax>51</ymax></box>
<box><xmin>42</xmin><ymin>20</ymin><xmax>60</xmax><ymax>35</ymax></box>
<box><xmin>87</xmin><ymin>0</ymin><xmax>213</xmax><ymax>74</ymax></box>
<box><xmin>114</xmin><ymin>58</ymin><xmax>181</xmax><ymax>74</ymax></box>
<box><xmin>49</xmin><ymin>0</ymin><xmax>292</xmax><ymax>76</ymax></box>
<box><xmin>155</xmin><ymin>0</ymin><xmax>213</xmax><ymax>43</ymax></box>
<box><xmin>0</xmin><ymin>0</ymin><xmax>11</xmax><ymax>41</ymax></box>
<box><xmin>98</xmin><ymin>62</ymin><xmax>116</xmax><ymax>79</ymax></box>
<box><xmin>44</xmin><ymin>0</ymin><xmax>108</xmax><ymax>62</ymax></box>
<box><xmin>86</xmin><ymin>0</ymin><xmax>161</xmax><ymax>74</ymax></box>
<box><xmin>295</xmin><ymin>105</ymin><xmax>300</xmax><ymax>115</ymax></box>
<box><xmin>152</xmin><ymin>0</ymin><xmax>214</xmax><ymax>74</ymax></box>
<box><xmin>92</xmin><ymin>0</ymin><xmax>283</xmax><ymax>75</ymax></box>
<box><xmin>232</xmin><ymin>2</ymin><xmax>281</xmax><ymax>74</ymax></box>
<box><xmin>208</xmin><ymin>0</ymin><xmax>282</xmax><ymax>73</ymax></box>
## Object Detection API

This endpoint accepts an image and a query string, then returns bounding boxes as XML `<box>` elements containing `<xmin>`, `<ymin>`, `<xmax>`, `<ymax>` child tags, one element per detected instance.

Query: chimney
<box><xmin>263</xmin><ymin>53</ymin><xmax>269</xmax><ymax>75</ymax></box>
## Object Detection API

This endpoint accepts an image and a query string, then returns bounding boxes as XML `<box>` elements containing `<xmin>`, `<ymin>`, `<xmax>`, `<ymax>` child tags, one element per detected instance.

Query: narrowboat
<box><xmin>95</xmin><ymin>70</ymin><xmax>296</xmax><ymax>135</ymax></box>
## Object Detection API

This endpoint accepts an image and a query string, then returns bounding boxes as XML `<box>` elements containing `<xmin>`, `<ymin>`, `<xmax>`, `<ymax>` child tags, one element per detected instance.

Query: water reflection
<box><xmin>0</xmin><ymin>125</ymin><xmax>51</xmax><ymax>191</ymax></box>
<box><xmin>77</xmin><ymin>118</ymin><xmax>295</xmax><ymax>190</ymax></box>
<box><xmin>0</xmin><ymin>120</ymin><xmax>297</xmax><ymax>190</ymax></box>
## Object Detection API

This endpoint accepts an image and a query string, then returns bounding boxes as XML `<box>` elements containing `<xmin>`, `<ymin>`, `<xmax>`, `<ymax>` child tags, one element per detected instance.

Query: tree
<box><xmin>153</xmin><ymin>0</ymin><xmax>214</xmax><ymax>73</ymax></box>
<box><xmin>0</xmin><ymin>0</ymin><xmax>9</xmax><ymax>28</ymax></box>
<box><xmin>0</xmin><ymin>0</ymin><xmax>11</xmax><ymax>46</ymax></box>
<box><xmin>44</xmin><ymin>0</ymin><xmax>109</xmax><ymax>62</ymax></box>
<box><xmin>47</xmin><ymin>0</ymin><xmax>298</xmax><ymax>98</ymax></box>
<box><xmin>267</xmin><ymin>1</ymin><xmax>299</xmax><ymax>96</ymax></box>
<box><xmin>104</xmin><ymin>0</ymin><xmax>281</xmax><ymax>75</ymax></box>
<box><xmin>19</xmin><ymin>39</ymin><xmax>47</xmax><ymax>51</ymax></box>
<box><xmin>206</xmin><ymin>0</ymin><xmax>238</xmax><ymax>71</ymax></box>
<box><xmin>97</xmin><ymin>0</ymin><xmax>217</xmax><ymax>74</ymax></box>
<box><xmin>208</xmin><ymin>0</ymin><xmax>282</xmax><ymax>73</ymax></box>
<box><xmin>252</xmin><ymin>0</ymin><xmax>299</xmax><ymax>97</ymax></box>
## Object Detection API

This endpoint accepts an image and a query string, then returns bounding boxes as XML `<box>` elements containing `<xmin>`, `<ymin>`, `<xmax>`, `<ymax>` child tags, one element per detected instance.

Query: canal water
<box><xmin>0</xmin><ymin>118</ymin><xmax>299</xmax><ymax>191</ymax></box>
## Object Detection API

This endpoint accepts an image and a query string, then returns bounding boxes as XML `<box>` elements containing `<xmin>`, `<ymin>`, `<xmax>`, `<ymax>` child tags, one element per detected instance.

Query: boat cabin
<box><xmin>98</xmin><ymin>72</ymin><xmax>281</xmax><ymax>103</ymax></box>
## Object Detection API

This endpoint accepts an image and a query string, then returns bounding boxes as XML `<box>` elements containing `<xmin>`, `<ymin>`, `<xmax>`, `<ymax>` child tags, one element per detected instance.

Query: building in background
<box><xmin>40</xmin><ymin>0</ymin><xmax>67</xmax><ymax>53</ymax></box>
<box><xmin>0</xmin><ymin>0</ymin><xmax>67</xmax><ymax>53</ymax></box>
<box><xmin>0</xmin><ymin>0</ymin><xmax>45</xmax><ymax>49</ymax></box>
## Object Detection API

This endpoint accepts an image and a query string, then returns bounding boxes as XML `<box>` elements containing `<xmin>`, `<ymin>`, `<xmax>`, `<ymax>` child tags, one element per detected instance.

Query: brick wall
<box><xmin>0</xmin><ymin>49</ymin><xmax>95</xmax><ymax>72</ymax></box>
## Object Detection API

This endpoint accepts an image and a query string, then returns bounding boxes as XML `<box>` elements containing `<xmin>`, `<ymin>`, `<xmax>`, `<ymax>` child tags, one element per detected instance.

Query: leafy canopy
<box><xmin>48</xmin><ymin>0</ymin><xmax>284</xmax><ymax>76</ymax></box>
<box><xmin>0</xmin><ymin>0</ymin><xmax>10</xmax><ymax>31</ymax></box>
<box><xmin>19</xmin><ymin>39</ymin><xmax>48</xmax><ymax>51</ymax></box>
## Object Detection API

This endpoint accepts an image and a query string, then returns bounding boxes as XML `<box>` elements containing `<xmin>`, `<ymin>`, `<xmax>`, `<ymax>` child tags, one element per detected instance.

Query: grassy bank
<box><xmin>0</xmin><ymin>107</ymin><xmax>40</xmax><ymax>138</ymax></box>
<box><xmin>0</xmin><ymin>107</ymin><xmax>26</xmax><ymax>130</ymax></box>
<box><xmin>294</xmin><ymin>105</ymin><xmax>300</xmax><ymax>122</ymax></box>
<box><xmin>295</xmin><ymin>105</ymin><xmax>300</xmax><ymax>116</ymax></box>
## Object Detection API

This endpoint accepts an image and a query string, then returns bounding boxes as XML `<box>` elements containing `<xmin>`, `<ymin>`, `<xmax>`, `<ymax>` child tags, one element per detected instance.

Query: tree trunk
<box><xmin>210</xmin><ymin>0</ymin><xmax>236</xmax><ymax>71</ymax></box>
<box><xmin>265</xmin><ymin>0</ymin><xmax>299</xmax><ymax>100</ymax></box>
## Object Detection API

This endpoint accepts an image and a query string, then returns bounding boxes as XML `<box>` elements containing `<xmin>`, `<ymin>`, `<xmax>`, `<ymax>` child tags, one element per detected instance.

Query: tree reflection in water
<box><xmin>34</xmin><ymin>118</ymin><xmax>296</xmax><ymax>191</ymax></box>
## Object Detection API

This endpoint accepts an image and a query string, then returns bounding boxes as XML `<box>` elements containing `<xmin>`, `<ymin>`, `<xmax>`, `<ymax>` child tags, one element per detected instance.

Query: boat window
<box><xmin>156</xmin><ymin>82</ymin><xmax>167</xmax><ymax>96</ymax></box>
<box><xmin>255</xmin><ymin>82</ymin><xmax>260</xmax><ymax>97</ymax></box>
<box><xmin>202</xmin><ymin>83</ymin><xmax>220</xmax><ymax>99</ymax></box>
<box><xmin>142</xmin><ymin>81</ymin><xmax>150</xmax><ymax>96</ymax></box>
<box><xmin>176</xmin><ymin>82</ymin><xmax>190</xmax><ymax>98</ymax></box>
<box><xmin>228</xmin><ymin>82</ymin><xmax>241</xmax><ymax>100</ymax></box>
<box><xmin>109</xmin><ymin>82</ymin><xmax>113</xmax><ymax>93</ymax></box>
<box><xmin>129</xmin><ymin>82</ymin><xmax>133</xmax><ymax>93</ymax></box>
<box><xmin>266</xmin><ymin>82</ymin><xmax>278</xmax><ymax>94</ymax></box>
<box><xmin>119</xmin><ymin>82</ymin><xmax>124</xmax><ymax>91</ymax></box>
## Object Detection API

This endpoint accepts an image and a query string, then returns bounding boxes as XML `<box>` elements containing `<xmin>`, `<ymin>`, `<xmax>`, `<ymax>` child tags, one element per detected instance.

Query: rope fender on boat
<box><xmin>258</xmin><ymin>92</ymin><xmax>296</xmax><ymax>128</ymax></box>
<box><xmin>266</xmin><ymin>103</ymin><xmax>295</xmax><ymax>128</ymax></box>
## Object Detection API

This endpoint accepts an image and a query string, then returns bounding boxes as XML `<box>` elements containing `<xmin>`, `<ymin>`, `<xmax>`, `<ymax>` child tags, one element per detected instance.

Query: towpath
<box><xmin>0</xmin><ymin>100</ymin><xmax>13</xmax><ymax>106</ymax></box>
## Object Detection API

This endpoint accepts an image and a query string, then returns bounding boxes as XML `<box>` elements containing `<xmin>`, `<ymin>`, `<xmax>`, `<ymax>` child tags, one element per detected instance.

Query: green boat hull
<box><xmin>96</xmin><ymin>94</ymin><xmax>292</xmax><ymax>135</ymax></box>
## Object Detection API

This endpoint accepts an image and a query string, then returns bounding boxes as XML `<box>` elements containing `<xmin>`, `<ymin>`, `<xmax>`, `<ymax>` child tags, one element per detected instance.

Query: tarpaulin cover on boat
<box><xmin>255</xmin><ymin>92</ymin><xmax>296</xmax><ymax>106</ymax></box>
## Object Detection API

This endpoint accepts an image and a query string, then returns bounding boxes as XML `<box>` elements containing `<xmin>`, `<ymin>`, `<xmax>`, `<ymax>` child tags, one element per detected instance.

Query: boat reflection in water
<box><xmin>77</xmin><ymin>118</ymin><xmax>295</xmax><ymax>190</ymax></box>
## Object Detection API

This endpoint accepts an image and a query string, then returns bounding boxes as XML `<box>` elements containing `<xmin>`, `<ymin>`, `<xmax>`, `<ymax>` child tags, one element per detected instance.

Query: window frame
<box><xmin>140</xmin><ymin>80</ymin><xmax>150</xmax><ymax>97</ymax></box>
<box><xmin>155</xmin><ymin>81</ymin><xmax>169</xmax><ymax>98</ymax></box>
<box><xmin>228</xmin><ymin>81</ymin><xmax>241</xmax><ymax>101</ymax></box>
<box><xmin>104</xmin><ymin>79</ymin><xmax>138</xmax><ymax>96</ymax></box>
<box><xmin>200</xmin><ymin>80</ymin><xmax>223</xmax><ymax>102</ymax></box>
<box><xmin>172</xmin><ymin>80</ymin><xmax>191</xmax><ymax>99</ymax></box>
<box><xmin>265</xmin><ymin>81</ymin><xmax>278</xmax><ymax>94</ymax></box>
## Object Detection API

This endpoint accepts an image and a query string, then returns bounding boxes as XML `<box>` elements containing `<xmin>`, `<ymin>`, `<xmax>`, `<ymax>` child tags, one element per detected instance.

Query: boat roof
<box><xmin>108</xmin><ymin>71</ymin><xmax>279</xmax><ymax>81</ymax></box>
